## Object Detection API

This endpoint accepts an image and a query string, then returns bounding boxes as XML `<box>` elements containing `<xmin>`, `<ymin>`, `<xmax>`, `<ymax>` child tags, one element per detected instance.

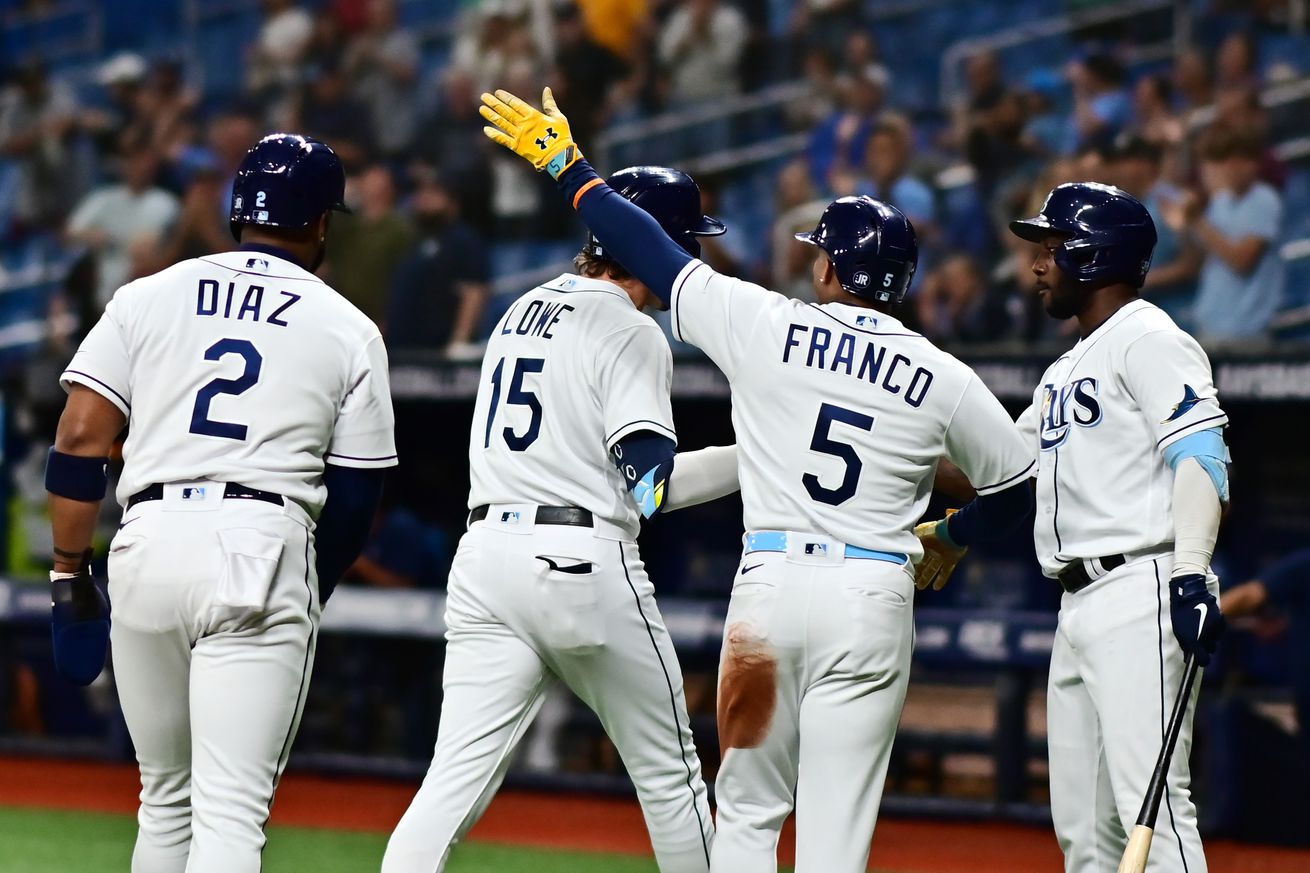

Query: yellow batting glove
<box><xmin>480</xmin><ymin>86</ymin><xmax>584</xmax><ymax>179</ymax></box>
<box><xmin>912</xmin><ymin>508</ymin><xmax>967</xmax><ymax>591</ymax></box>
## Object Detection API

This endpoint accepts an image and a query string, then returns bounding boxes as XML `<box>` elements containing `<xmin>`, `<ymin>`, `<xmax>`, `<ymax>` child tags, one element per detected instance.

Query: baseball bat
<box><xmin>1116</xmin><ymin>655</ymin><xmax>1201</xmax><ymax>873</ymax></box>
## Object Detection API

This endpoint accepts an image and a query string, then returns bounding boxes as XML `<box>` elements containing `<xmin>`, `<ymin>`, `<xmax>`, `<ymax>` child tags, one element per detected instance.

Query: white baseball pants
<box><xmin>710</xmin><ymin>540</ymin><xmax>915</xmax><ymax>873</ymax></box>
<box><xmin>1048</xmin><ymin>555</ymin><xmax>1211</xmax><ymax>873</ymax></box>
<box><xmin>107</xmin><ymin>485</ymin><xmax>319</xmax><ymax>873</ymax></box>
<box><xmin>382</xmin><ymin>512</ymin><xmax>713</xmax><ymax>872</ymax></box>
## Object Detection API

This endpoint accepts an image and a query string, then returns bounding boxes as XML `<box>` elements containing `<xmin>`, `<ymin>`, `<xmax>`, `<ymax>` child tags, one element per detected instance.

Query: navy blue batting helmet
<box><xmin>1009</xmin><ymin>182</ymin><xmax>1157</xmax><ymax>288</ymax></box>
<box><xmin>585</xmin><ymin>166</ymin><xmax>725</xmax><ymax>260</ymax></box>
<box><xmin>795</xmin><ymin>196</ymin><xmax>918</xmax><ymax>304</ymax></box>
<box><xmin>229</xmin><ymin>133</ymin><xmax>350</xmax><ymax>240</ymax></box>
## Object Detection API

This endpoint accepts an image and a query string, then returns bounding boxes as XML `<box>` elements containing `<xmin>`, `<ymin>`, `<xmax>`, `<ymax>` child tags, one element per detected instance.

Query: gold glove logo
<box><xmin>535</xmin><ymin>128</ymin><xmax>559</xmax><ymax>150</ymax></box>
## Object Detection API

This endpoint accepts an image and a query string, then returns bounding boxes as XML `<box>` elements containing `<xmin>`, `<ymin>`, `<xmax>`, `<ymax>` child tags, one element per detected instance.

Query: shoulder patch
<box><xmin>1163</xmin><ymin>384</ymin><xmax>1203</xmax><ymax>423</ymax></box>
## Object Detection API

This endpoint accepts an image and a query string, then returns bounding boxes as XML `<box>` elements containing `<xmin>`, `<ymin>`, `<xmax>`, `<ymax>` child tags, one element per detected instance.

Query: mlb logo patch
<box><xmin>500</xmin><ymin>511</ymin><xmax>521</xmax><ymax>524</ymax></box>
<box><xmin>855</xmin><ymin>314</ymin><xmax>878</xmax><ymax>327</ymax></box>
<box><xmin>245</xmin><ymin>258</ymin><xmax>270</xmax><ymax>271</ymax></box>
<box><xmin>804</xmin><ymin>542</ymin><xmax>828</xmax><ymax>557</ymax></box>
<box><xmin>182</xmin><ymin>486</ymin><xmax>207</xmax><ymax>500</ymax></box>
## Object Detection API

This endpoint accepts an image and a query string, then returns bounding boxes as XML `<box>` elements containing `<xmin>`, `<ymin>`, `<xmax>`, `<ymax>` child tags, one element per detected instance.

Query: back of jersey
<box><xmin>467</xmin><ymin>274</ymin><xmax>676</xmax><ymax>539</ymax></box>
<box><xmin>62</xmin><ymin>249</ymin><xmax>397</xmax><ymax>514</ymax></box>
<box><xmin>670</xmin><ymin>262</ymin><xmax>1032</xmax><ymax>559</ymax></box>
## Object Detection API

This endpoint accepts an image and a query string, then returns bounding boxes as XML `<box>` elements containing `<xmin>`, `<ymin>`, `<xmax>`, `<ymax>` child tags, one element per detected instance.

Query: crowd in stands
<box><xmin>1</xmin><ymin>1</ymin><xmax>1306</xmax><ymax>363</ymax></box>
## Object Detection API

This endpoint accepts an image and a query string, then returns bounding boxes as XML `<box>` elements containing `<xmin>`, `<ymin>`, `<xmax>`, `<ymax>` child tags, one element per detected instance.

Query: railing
<box><xmin>593</xmin><ymin>82</ymin><xmax>810</xmax><ymax>175</ymax></box>
<box><xmin>938</xmin><ymin>0</ymin><xmax>1184</xmax><ymax>109</ymax></box>
<box><xmin>1</xmin><ymin>0</ymin><xmax>103</xmax><ymax>66</ymax></box>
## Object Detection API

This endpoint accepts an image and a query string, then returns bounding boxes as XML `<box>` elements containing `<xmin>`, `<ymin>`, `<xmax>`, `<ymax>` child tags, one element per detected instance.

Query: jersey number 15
<box><xmin>483</xmin><ymin>356</ymin><xmax>545</xmax><ymax>452</ymax></box>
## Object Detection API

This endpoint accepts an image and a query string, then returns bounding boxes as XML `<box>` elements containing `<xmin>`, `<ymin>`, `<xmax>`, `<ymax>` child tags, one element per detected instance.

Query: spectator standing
<box><xmin>385</xmin><ymin>168</ymin><xmax>490</xmax><ymax>356</ymax></box>
<box><xmin>64</xmin><ymin>146</ymin><xmax>179</xmax><ymax>307</ymax></box>
<box><xmin>0</xmin><ymin>61</ymin><xmax>85</xmax><ymax>229</ymax></box>
<box><xmin>785</xmin><ymin>47</ymin><xmax>839</xmax><ymax>131</ymax></box>
<box><xmin>325</xmin><ymin>163</ymin><xmax>414</xmax><ymax>326</ymax></box>
<box><xmin>576</xmin><ymin>0</ymin><xmax>651</xmax><ymax>64</ymax></box>
<box><xmin>1166</xmin><ymin>126</ymin><xmax>1285</xmax><ymax>341</ymax></box>
<box><xmin>550</xmin><ymin>3</ymin><xmax>630</xmax><ymax>146</ymax></box>
<box><xmin>1172</xmin><ymin>48</ymin><xmax>1213</xmax><ymax>114</ymax></box>
<box><xmin>298</xmin><ymin>60</ymin><xmax>373</xmax><ymax>168</ymax></box>
<box><xmin>854</xmin><ymin>115</ymin><xmax>936</xmax><ymax>239</ymax></box>
<box><xmin>83</xmin><ymin>53</ymin><xmax>148</xmax><ymax>161</ymax></box>
<box><xmin>413</xmin><ymin>69</ymin><xmax>494</xmax><ymax>237</ymax></box>
<box><xmin>346</xmin><ymin>0</ymin><xmax>421</xmax><ymax>160</ymax></box>
<box><xmin>914</xmin><ymin>253</ymin><xmax>1010</xmax><ymax>343</ymax></box>
<box><xmin>771</xmin><ymin>159</ymin><xmax>826</xmax><ymax>301</ymax></box>
<box><xmin>657</xmin><ymin>0</ymin><xmax>749</xmax><ymax>105</ymax></box>
<box><xmin>246</xmin><ymin>0</ymin><xmax>316</xmax><ymax>101</ymax></box>
<box><xmin>1215</xmin><ymin>31</ymin><xmax>1260</xmax><ymax>93</ymax></box>
<box><xmin>807</xmin><ymin>73</ymin><xmax>884</xmax><ymax>188</ymax></box>
<box><xmin>160</xmin><ymin>148</ymin><xmax>232</xmax><ymax>264</ymax></box>
<box><xmin>1130</xmin><ymin>74</ymin><xmax>1185</xmax><ymax>148</ymax></box>
<box><xmin>1108</xmin><ymin>136</ymin><xmax>1199</xmax><ymax>309</ymax></box>
<box><xmin>1066</xmin><ymin>52</ymin><xmax>1131</xmax><ymax>153</ymax></box>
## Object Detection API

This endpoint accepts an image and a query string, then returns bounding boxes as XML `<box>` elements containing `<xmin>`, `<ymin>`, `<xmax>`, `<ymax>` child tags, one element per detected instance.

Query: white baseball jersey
<box><xmin>467</xmin><ymin>274</ymin><xmax>675</xmax><ymax>539</ymax></box>
<box><xmin>1016</xmin><ymin>299</ymin><xmax>1226</xmax><ymax>578</ymax></box>
<box><xmin>62</xmin><ymin>248</ymin><xmax>398</xmax><ymax>513</ymax></box>
<box><xmin>670</xmin><ymin>260</ymin><xmax>1033</xmax><ymax>559</ymax></box>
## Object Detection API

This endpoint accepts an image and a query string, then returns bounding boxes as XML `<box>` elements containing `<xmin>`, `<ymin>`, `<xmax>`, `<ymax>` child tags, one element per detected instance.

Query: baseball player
<box><xmin>919</xmin><ymin>183</ymin><xmax>1228</xmax><ymax>873</ymax></box>
<box><xmin>45</xmin><ymin>134</ymin><xmax>397</xmax><ymax>873</ymax></box>
<box><xmin>382</xmin><ymin>166</ymin><xmax>739</xmax><ymax>873</ymax></box>
<box><xmin>479</xmin><ymin>88</ymin><xmax>1035</xmax><ymax>872</ymax></box>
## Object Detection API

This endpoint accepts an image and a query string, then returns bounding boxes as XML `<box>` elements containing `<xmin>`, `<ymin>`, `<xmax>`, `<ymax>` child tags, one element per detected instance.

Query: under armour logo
<box><xmin>535</xmin><ymin>128</ymin><xmax>559</xmax><ymax>150</ymax></box>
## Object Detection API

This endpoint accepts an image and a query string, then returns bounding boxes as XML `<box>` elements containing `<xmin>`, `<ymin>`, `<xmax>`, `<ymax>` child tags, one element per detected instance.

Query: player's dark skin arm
<box><xmin>933</xmin><ymin>457</ymin><xmax>977</xmax><ymax>502</ymax></box>
<box><xmin>49</xmin><ymin>385</ymin><xmax>126</xmax><ymax>573</ymax></box>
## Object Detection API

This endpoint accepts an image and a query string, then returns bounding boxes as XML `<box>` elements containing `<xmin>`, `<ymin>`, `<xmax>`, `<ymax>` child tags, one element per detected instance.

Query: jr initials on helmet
<box><xmin>795</xmin><ymin>196</ymin><xmax>919</xmax><ymax>304</ymax></box>
<box><xmin>229</xmin><ymin>134</ymin><xmax>350</xmax><ymax>240</ymax></box>
<box><xmin>1009</xmin><ymin>182</ymin><xmax>1158</xmax><ymax>288</ymax></box>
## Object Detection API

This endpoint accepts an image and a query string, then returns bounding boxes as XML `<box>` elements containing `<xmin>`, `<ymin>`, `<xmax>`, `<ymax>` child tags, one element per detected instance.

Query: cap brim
<box><xmin>694</xmin><ymin>215</ymin><xmax>727</xmax><ymax>237</ymax></box>
<box><xmin>1009</xmin><ymin>216</ymin><xmax>1060</xmax><ymax>243</ymax></box>
<box><xmin>332</xmin><ymin>202</ymin><xmax>353</xmax><ymax>215</ymax></box>
<box><xmin>794</xmin><ymin>231</ymin><xmax>817</xmax><ymax>245</ymax></box>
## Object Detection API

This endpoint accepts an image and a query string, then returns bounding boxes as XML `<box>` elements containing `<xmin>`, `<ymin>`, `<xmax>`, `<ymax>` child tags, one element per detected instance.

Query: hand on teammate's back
<box><xmin>1169</xmin><ymin>573</ymin><xmax>1225</xmax><ymax>666</ymax></box>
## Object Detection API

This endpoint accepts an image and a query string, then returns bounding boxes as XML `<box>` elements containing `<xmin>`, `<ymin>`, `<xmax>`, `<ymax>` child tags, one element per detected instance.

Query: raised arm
<box><xmin>479</xmin><ymin>87</ymin><xmax>693</xmax><ymax>301</ymax></box>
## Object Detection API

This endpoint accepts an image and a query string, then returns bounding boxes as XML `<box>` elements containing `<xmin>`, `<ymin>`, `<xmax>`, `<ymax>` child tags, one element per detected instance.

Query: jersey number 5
<box><xmin>484</xmin><ymin>356</ymin><xmax>544</xmax><ymax>451</ymax></box>
<box><xmin>190</xmin><ymin>338</ymin><xmax>263</xmax><ymax>440</ymax></box>
<box><xmin>802</xmin><ymin>402</ymin><xmax>876</xmax><ymax>506</ymax></box>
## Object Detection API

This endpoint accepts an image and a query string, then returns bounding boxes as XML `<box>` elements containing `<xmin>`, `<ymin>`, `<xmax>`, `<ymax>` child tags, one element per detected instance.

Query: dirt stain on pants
<box><xmin>717</xmin><ymin>623</ymin><xmax>777</xmax><ymax>758</ymax></box>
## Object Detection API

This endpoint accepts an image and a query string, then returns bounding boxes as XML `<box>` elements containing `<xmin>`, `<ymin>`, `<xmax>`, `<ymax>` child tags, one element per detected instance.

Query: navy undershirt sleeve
<box><xmin>315</xmin><ymin>464</ymin><xmax>386</xmax><ymax>602</ymax></box>
<box><xmin>557</xmin><ymin>160</ymin><xmax>693</xmax><ymax>303</ymax></box>
<box><xmin>944</xmin><ymin>480</ymin><xmax>1033</xmax><ymax>547</ymax></box>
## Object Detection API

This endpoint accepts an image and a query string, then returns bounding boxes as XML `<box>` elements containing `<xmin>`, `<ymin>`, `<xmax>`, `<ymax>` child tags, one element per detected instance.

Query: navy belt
<box><xmin>469</xmin><ymin>505</ymin><xmax>593</xmax><ymax>527</ymax></box>
<box><xmin>127</xmin><ymin>482</ymin><xmax>284</xmax><ymax>510</ymax></box>
<box><xmin>1058</xmin><ymin>553</ymin><xmax>1126</xmax><ymax>593</ymax></box>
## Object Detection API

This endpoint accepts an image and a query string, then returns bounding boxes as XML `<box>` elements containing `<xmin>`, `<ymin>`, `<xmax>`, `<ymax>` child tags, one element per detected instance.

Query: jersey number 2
<box><xmin>190</xmin><ymin>338</ymin><xmax>263</xmax><ymax>440</ymax></box>
<box><xmin>484</xmin><ymin>357</ymin><xmax>544</xmax><ymax>451</ymax></box>
<box><xmin>802</xmin><ymin>402</ymin><xmax>875</xmax><ymax>506</ymax></box>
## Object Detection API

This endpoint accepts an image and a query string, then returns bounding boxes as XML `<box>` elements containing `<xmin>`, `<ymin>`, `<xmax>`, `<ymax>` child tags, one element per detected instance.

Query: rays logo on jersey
<box><xmin>1039</xmin><ymin>377</ymin><xmax>1102</xmax><ymax>450</ymax></box>
<box><xmin>1163</xmin><ymin>384</ymin><xmax>1203</xmax><ymax>422</ymax></box>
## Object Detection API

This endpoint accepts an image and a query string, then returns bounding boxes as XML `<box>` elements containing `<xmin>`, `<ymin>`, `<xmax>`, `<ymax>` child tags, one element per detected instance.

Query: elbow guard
<box><xmin>611</xmin><ymin>431</ymin><xmax>677</xmax><ymax>518</ymax></box>
<box><xmin>1163</xmin><ymin>428</ymin><xmax>1230</xmax><ymax>503</ymax></box>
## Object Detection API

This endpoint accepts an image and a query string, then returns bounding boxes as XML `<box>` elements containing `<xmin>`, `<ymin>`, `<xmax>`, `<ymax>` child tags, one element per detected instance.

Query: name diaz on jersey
<box><xmin>196</xmin><ymin>275</ymin><xmax>301</xmax><ymax>327</ymax></box>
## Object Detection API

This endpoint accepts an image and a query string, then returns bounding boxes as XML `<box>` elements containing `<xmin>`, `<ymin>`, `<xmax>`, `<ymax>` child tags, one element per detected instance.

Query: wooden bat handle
<box><xmin>1115</xmin><ymin>655</ymin><xmax>1201</xmax><ymax>873</ymax></box>
<box><xmin>1117</xmin><ymin>825</ymin><xmax>1154</xmax><ymax>873</ymax></box>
